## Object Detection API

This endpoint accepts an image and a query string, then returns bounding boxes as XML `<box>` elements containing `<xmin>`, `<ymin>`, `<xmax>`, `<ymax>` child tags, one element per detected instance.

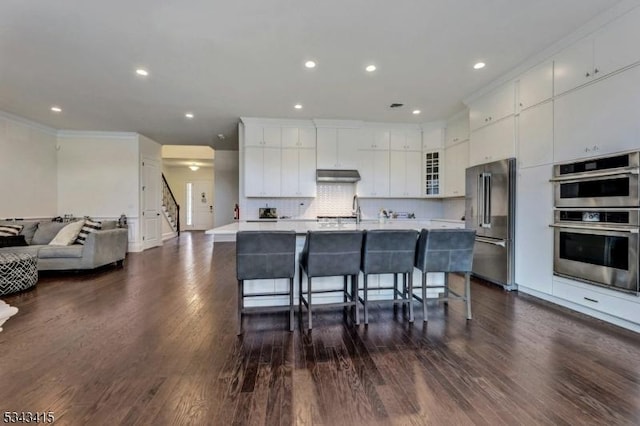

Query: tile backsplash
<box><xmin>241</xmin><ymin>183</ymin><xmax>446</xmax><ymax>220</ymax></box>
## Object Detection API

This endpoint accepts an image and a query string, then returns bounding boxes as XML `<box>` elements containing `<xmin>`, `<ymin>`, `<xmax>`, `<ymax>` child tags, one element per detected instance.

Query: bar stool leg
<box><xmin>465</xmin><ymin>272</ymin><xmax>472</xmax><ymax>320</ymax></box>
<box><xmin>443</xmin><ymin>272</ymin><xmax>450</xmax><ymax>304</ymax></box>
<box><xmin>422</xmin><ymin>272</ymin><xmax>428</xmax><ymax>322</ymax></box>
<box><xmin>408</xmin><ymin>273</ymin><xmax>414</xmax><ymax>323</ymax></box>
<box><xmin>289</xmin><ymin>277</ymin><xmax>294</xmax><ymax>331</ymax></box>
<box><xmin>237</xmin><ymin>280</ymin><xmax>244</xmax><ymax>335</ymax></box>
<box><xmin>363</xmin><ymin>274</ymin><xmax>369</xmax><ymax>325</ymax></box>
<box><xmin>307</xmin><ymin>276</ymin><xmax>313</xmax><ymax>330</ymax></box>
<box><xmin>352</xmin><ymin>275</ymin><xmax>360</xmax><ymax>325</ymax></box>
<box><xmin>299</xmin><ymin>265</ymin><xmax>303</xmax><ymax>313</ymax></box>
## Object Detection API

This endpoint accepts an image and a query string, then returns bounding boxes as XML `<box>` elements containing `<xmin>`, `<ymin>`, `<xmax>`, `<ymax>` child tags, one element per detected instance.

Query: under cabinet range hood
<box><xmin>316</xmin><ymin>169</ymin><xmax>361</xmax><ymax>183</ymax></box>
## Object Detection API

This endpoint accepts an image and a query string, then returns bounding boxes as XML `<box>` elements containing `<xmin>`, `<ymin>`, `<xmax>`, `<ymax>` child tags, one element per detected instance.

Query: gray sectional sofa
<box><xmin>0</xmin><ymin>220</ymin><xmax>128</xmax><ymax>271</ymax></box>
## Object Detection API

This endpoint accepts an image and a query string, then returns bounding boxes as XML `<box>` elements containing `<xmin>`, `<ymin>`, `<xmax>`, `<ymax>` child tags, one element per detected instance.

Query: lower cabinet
<box><xmin>514</xmin><ymin>165</ymin><xmax>554</xmax><ymax>295</ymax></box>
<box><xmin>357</xmin><ymin>150</ymin><xmax>389</xmax><ymax>197</ymax></box>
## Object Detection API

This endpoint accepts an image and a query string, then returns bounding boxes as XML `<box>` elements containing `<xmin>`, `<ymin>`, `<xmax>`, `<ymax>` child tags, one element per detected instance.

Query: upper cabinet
<box><xmin>554</xmin><ymin>64</ymin><xmax>640</xmax><ymax>163</ymax></box>
<box><xmin>361</xmin><ymin>128</ymin><xmax>391</xmax><ymax>150</ymax></box>
<box><xmin>245</xmin><ymin>125</ymin><xmax>282</xmax><ymax>147</ymax></box>
<box><xmin>316</xmin><ymin>127</ymin><xmax>360</xmax><ymax>169</ymax></box>
<box><xmin>422</xmin><ymin>125</ymin><xmax>444</xmax><ymax>150</ymax></box>
<box><xmin>469</xmin><ymin>82</ymin><xmax>515</xmax><ymax>131</ymax></box>
<box><xmin>554</xmin><ymin>6</ymin><xmax>640</xmax><ymax>96</ymax></box>
<box><xmin>281</xmin><ymin>126</ymin><xmax>315</xmax><ymax>148</ymax></box>
<box><xmin>518</xmin><ymin>61</ymin><xmax>553</xmax><ymax>111</ymax></box>
<box><xmin>443</xmin><ymin>140</ymin><xmax>469</xmax><ymax>197</ymax></box>
<box><xmin>469</xmin><ymin>117</ymin><xmax>515</xmax><ymax>166</ymax></box>
<box><xmin>445</xmin><ymin>113</ymin><xmax>469</xmax><ymax>146</ymax></box>
<box><xmin>390</xmin><ymin>129</ymin><xmax>422</xmax><ymax>151</ymax></box>
<box><xmin>518</xmin><ymin>101</ymin><xmax>553</xmax><ymax>169</ymax></box>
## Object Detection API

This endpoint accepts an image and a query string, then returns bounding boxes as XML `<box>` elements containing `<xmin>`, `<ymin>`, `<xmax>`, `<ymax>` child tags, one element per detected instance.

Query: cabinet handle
<box><xmin>519</xmin><ymin>102</ymin><xmax>523</xmax><ymax>107</ymax></box>
<box><xmin>585</xmin><ymin>72</ymin><xmax>591</xmax><ymax>77</ymax></box>
<box><xmin>594</xmin><ymin>68</ymin><xmax>599</xmax><ymax>74</ymax></box>
<box><xmin>584</xmin><ymin>297</ymin><xmax>598</xmax><ymax>303</ymax></box>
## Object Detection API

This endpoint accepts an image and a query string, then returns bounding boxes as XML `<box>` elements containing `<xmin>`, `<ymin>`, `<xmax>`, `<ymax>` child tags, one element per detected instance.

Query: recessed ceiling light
<box><xmin>217</xmin><ymin>134</ymin><xmax>225</xmax><ymax>140</ymax></box>
<box><xmin>473</xmin><ymin>62</ymin><xmax>486</xmax><ymax>70</ymax></box>
<box><xmin>304</xmin><ymin>60</ymin><xmax>316</xmax><ymax>69</ymax></box>
<box><xmin>294</xmin><ymin>104</ymin><xmax>303</xmax><ymax>109</ymax></box>
<box><xmin>50</xmin><ymin>106</ymin><xmax>62</xmax><ymax>113</ymax></box>
<box><xmin>412</xmin><ymin>110</ymin><xmax>421</xmax><ymax>115</ymax></box>
<box><xmin>189</xmin><ymin>163</ymin><xmax>200</xmax><ymax>171</ymax></box>
<box><xmin>135</xmin><ymin>68</ymin><xmax>149</xmax><ymax>77</ymax></box>
<box><xmin>365</xmin><ymin>65</ymin><xmax>377</xmax><ymax>72</ymax></box>
<box><xmin>185</xmin><ymin>113</ymin><xmax>194</xmax><ymax>119</ymax></box>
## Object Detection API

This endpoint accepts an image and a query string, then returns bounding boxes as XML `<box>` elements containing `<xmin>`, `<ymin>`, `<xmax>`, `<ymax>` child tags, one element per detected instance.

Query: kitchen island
<box><xmin>206</xmin><ymin>219</ymin><xmax>464</xmax><ymax>307</ymax></box>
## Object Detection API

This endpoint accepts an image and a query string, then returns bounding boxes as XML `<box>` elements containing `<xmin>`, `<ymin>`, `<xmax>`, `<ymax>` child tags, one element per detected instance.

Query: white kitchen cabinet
<box><xmin>515</xmin><ymin>165</ymin><xmax>553</xmax><ymax>296</ymax></box>
<box><xmin>357</xmin><ymin>150</ymin><xmax>389</xmax><ymax>197</ymax></box>
<box><xmin>244</xmin><ymin>125</ymin><xmax>282</xmax><ymax>147</ymax></box>
<box><xmin>518</xmin><ymin>61</ymin><xmax>553</xmax><ymax>111</ymax></box>
<box><xmin>281</xmin><ymin>126</ymin><xmax>316</xmax><ymax>149</ymax></box>
<box><xmin>445</xmin><ymin>113</ymin><xmax>469</xmax><ymax>147</ymax></box>
<box><xmin>423</xmin><ymin>150</ymin><xmax>442</xmax><ymax>196</ymax></box>
<box><xmin>390</xmin><ymin>129</ymin><xmax>422</xmax><ymax>151</ymax></box>
<box><xmin>389</xmin><ymin>150</ymin><xmax>422</xmax><ymax>197</ymax></box>
<box><xmin>280</xmin><ymin>147</ymin><xmax>316</xmax><ymax>197</ymax></box>
<box><xmin>469</xmin><ymin>82</ymin><xmax>515</xmax><ymax>131</ymax></box>
<box><xmin>469</xmin><ymin>117</ymin><xmax>516</xmax><ymax>166</ymax></box>
<box><xmin>443</xmin><ymin>140</ymin><xmax>468</xmax><ymax>197</ymax></box>
<box><xmin>316</xmin><ymin>127</ymin><xmax>360</xmax><ymax>169</ymax></box>
<box><xmin>361</xmin><ymin>128</ymin><xmax>391</xmax><ymax>150</ymax></box>
<box><xmin>554</xmin><ymin>64</ymin><xmax>640</xmax><ymax>163</ymax></box>
<box><xmin>244</xmin><ymin>146</ymin><xmax>281</xmax><ymax>197</ymax></box>
<box><xmin>422</xmin><ymin>126</ymin><xmax>444</xmax><ymax>150</ymax></box>
<box><xmin>554</xmin><ymin>7</ymin><xmax>640</xmax><ymax>96</ymax></box>
<box><xmin>518</xmin><ymin>101</ymin><xmax>553</xmax><ymax>168</ymax></box>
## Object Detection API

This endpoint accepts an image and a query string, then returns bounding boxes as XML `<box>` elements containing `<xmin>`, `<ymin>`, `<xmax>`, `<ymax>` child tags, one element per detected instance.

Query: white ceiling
<box><xmin>0</xmin><ymin>0</ymin><xmax>621</xmax><ymax>150</ymax></box>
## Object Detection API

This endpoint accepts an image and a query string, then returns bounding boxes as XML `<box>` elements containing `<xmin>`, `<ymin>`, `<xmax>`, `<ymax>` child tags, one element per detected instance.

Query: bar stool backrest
<box><xmin>415</xmin><ymin>229</ymin><xmax>476</xmax><ymax>273</ymax></box>
<box><xmin>236</xmin><ymin>231</ymin><xmax>296</xmax><ymax>280</ymax></box>
<box><xmin>361</xmin><ymin>230</ymin><xmax>418</xmax><ymax>274</ymax></box>
<box><xmin>302</xmin><ymin>231</ymin><xmax>363</xmax><ymax>278</ymax></box>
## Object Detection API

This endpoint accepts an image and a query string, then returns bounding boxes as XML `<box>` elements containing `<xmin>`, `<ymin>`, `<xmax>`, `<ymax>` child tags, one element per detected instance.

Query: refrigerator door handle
<box><xmin>478</xmin><ymin>173</ymin><xmax>484</xmax><ymax>227</ymax></box>
<box><xmin>476</xmin><ymin>236</ymin><xmax>506</xmax><ymax>247</ymax></box>
<box><xmin>484</xmin><ymin>173</ymin><xmax>492</xmax><ymax>228</ymax></box>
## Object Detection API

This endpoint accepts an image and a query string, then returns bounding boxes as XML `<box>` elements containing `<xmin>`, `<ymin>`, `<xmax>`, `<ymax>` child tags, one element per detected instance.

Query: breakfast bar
<box><xmin>206</xmin><ymin>219</ymin><xmax>464</xmax><ymax>307</ymax></box>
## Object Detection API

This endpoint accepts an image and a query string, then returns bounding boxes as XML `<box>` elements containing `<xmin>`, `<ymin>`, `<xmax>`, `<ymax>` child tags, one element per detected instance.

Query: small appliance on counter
<box><xmin>259</xmin><ymin>207</ymin><xmax>278</xmax><ymax>219</ymax></box>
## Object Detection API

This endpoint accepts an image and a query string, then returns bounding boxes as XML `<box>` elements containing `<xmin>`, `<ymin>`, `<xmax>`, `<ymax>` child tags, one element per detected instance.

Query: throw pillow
<box><xmin>32</xmin><ymin>222</ymin><xmax>67</xmax><ymax>245</ymax></box>
<box><xmin>49</xmin><ymin>220</ymin><xmax>86</xmax><ymax>246</ymax></box>
<box><xmin>0</xmin><ymin>224</ymin><xmax>23</xmax><ymax>237</ymax></box>
<box><xmin>0</xmin><ymin>235</ymin><xmax>27</xmax><ymax>248</ymax></box>
<box><xmin>75</xmin><ymin>219</ymin><xmax>102</xmax><ymax>245</ymax></box>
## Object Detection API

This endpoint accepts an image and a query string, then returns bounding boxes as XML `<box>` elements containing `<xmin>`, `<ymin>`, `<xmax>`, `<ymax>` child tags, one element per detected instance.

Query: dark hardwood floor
<box><xmin>1</xmin><ymin>232</ymin><xmax>639</xmax><ymax>425</ymax></box>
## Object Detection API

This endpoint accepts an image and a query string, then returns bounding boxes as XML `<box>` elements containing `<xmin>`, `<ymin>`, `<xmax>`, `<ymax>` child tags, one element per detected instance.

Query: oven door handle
<box><xmin>549</xmin><ymin>224</ymin><xmax>640</xmax><ymax>233</ymax></box>
<box><xmin>549</xmin><ymin>168</ymin><xmax>639</xmax><ymax>182</ymax></box>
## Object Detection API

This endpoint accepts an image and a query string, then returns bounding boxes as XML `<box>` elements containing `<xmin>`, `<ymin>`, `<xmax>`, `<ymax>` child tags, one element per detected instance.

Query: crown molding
<box><xmin>240</xmin><ymin>117</ymin><xmax>315</xmax><ymax>127</ymax></box>
<box><xmin>56</xmin><ymin>130</ymin><xmax>139</xmax><ymax>140</ymax></box>
<box><xmin>0</xmin><ymin>110</ymin><xmax>58</xmax><ymax>136</ymax></box>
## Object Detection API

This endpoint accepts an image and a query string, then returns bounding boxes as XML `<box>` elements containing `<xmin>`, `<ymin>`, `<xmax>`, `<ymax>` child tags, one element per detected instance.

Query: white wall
<box><xmin>442</xmin><ymin>198</ymin><xmax>465</xmax><ymax>221</ymax></box>
<box><xmin>56</xmin><ymin>132</ymin><xmax>139</xmax><ymax>219</ymax></box>
<box><xmin>214</xmin><ymin>150</ymin><xmax>239</xmax><ymax>226</ymax></box>
<box><xmin>0</xmin><ymin>112</ymin><xmax>58</xmax><ymax>218</ymax></box>
<box><xmin>162</xmin><ymin>164</ymin><xmax>214</xmax><ymax>230</ymax></box>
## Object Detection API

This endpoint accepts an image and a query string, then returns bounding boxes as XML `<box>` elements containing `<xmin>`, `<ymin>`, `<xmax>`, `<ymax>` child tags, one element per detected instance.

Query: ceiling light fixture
<box><xmin>294</xmin><ymin>104</ymin><xmax>303</xmax><ymax>109</ymax></box>
<box><xmin>412</xmin><ymin>110</ymin><xmax>421</xmax><ymax>115</ymax></box>
<box><xmin>217</xmin><ymin>134</ymin><xmax>225</xmax><ymax>140</ymax></box>
<box><xmin>135</xmin><ymin>68</ymin><xmax>149</xmax><ymax>77</ymax></box>
<box><xmin>189</xmin><ymin>163</ymin><xmax>199</xmax><ymax>171</ymax></box>
<box><xmin>304</xmin><ymin>60</ymin><xmax>316</xmax><ymax>69</ymax></box>
<box><xmin>365</xmin><ymin>65</ymin><xmax>377</xmax><ymax>72</ymax></box>
<box><xmin>185</xmin><ymin>112</ymin><xmax>194</xmax><ymax>119</ymax></box>
<box><xmin>50</xmin><ymin>106</ymin><xmax>62</xmax><ymax>113</ymax></box>
<box><xmin>473</xmin><ymin>62</ymin><xmax>486</xmax><ymax>70</ymax></box>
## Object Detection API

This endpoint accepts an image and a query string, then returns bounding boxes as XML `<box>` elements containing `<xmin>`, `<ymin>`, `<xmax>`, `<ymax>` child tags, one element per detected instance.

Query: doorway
<box><xmin>185</xmin><ymin>180</ymin><xmax>214</xmax><ymax>230</ymax></box>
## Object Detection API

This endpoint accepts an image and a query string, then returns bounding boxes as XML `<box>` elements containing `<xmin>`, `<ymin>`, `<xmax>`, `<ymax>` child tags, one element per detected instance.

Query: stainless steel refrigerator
<box><xmin>465</xmin><ymin>158</ymin><xmax>516</xmax><ymax>290</ymax></box>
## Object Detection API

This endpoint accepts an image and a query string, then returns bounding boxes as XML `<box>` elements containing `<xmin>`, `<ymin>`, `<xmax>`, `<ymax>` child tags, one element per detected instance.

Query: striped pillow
<box><xmin>0</xmin><ymin>224</ymin><xmax>23</xmax><ymax>237</ymax></box>
<box><xmin>75</xmin><ymin>219</ymin><xmax>102</xmax><ymax>245</ymax></box>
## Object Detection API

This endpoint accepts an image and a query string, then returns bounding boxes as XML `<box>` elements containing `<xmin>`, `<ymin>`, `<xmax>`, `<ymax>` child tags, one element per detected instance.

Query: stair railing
<box><xmin>161</xmin><ymin>173</ymin><xmax>180</xmax><ymax>235</ymax></box>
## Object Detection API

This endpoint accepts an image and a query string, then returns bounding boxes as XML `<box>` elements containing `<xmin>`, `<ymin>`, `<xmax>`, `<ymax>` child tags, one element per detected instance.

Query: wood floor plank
<box><xmin>1</xmin><ymin>233</ymin><xmax>639</xmax><ymax>425</ymax></box>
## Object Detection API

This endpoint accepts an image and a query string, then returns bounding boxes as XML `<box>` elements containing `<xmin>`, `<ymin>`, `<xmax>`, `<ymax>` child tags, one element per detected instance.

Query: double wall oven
<box><xmin>551</xmin><ymin>152</ymin><xmax>640</xmax><ymax>295</ymax></box>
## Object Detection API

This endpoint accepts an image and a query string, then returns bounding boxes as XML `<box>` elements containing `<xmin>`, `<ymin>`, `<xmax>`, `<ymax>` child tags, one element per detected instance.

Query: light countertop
<box><xmin>206</xmin><ymin>219</ymin><xmax>464</xmax><ymax>240</ymax></box>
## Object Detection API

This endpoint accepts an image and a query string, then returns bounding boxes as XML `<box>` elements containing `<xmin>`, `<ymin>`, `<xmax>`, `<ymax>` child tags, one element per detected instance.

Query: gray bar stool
<box><xmin>360</xmin><ymin>229</ymin><xmax>418</xmax><ymax>324</ymax></box>
<box><xmin>413</xmin><ymin>228</ymin><xmax>476</xmax><ymax>322</ymax></box>
<box><xmin>299</xmin><ymin>230</ymin><xmax>363</xmax><ymax>330</ymax></box>
<box><xmin>236</xmin><ymin>231</ymin><xmax>296</xmax><ymax>335</ymax></box>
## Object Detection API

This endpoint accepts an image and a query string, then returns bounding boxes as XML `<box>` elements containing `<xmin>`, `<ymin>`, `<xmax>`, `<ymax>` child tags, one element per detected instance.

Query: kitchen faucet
<box><xmin>352</xmin><ymin>195</ymin><xmax>361</xmax><ymax>224</ymax></box>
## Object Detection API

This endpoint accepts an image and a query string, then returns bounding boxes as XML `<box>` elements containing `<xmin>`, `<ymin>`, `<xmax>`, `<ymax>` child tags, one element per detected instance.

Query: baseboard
<box><xmin>128</xmin><ymin>242</ymin><xmax>144</xmax><ymax>253</ymax></box>
<box><xmin>162</xmin><ymin>232</ymin><xmax>178</xmax><ymax>241</ymax></box>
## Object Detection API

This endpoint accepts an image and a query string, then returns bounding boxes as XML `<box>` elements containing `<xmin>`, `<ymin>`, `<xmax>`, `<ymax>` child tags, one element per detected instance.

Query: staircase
<box><xmin>162</xmin><ymin>173</ymin><xmax>180</xmax><ymax>236</ymax></box>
